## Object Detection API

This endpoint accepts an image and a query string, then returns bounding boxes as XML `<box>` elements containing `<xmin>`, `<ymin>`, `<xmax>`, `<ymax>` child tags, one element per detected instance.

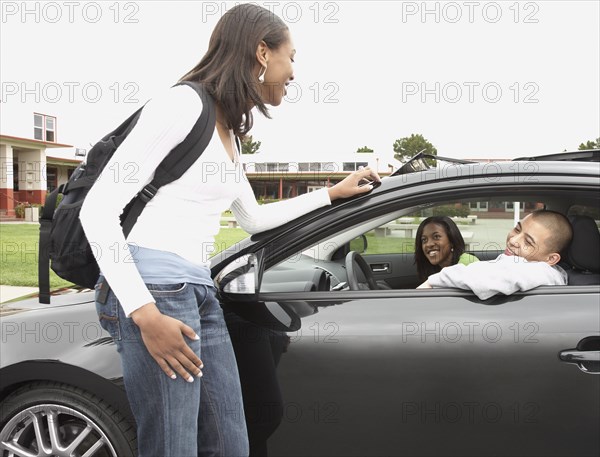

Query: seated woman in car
<box><xmin>414</xmin><ymin>216</ymin><xmax>479</xmax><ymax>283</ymax></box>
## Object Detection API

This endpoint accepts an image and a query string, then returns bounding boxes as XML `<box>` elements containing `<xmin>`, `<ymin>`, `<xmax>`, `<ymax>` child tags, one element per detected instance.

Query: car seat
<box><xmin>564</xmin><ymin>215</ymin><xmax>600</xmax><ymax>285</ymax></box>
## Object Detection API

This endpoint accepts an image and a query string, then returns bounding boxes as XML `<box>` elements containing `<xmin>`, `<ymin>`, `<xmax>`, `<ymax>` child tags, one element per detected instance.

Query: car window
<box><xmin>360</xmin><ymin>199</ymin><xmax>543</xmax><ymax>255</ymax></box>
<box><xmin>260</xmin><ymin>198</ymin><xmax>549</xmax><ymax>293</ymax></box>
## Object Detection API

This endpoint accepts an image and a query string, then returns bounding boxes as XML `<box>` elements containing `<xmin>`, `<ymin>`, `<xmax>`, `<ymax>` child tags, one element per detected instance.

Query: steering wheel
<box><xmin>345</xmin><ymin>251</ymin><xmax>379</xmax><ymax>290</ymax></box>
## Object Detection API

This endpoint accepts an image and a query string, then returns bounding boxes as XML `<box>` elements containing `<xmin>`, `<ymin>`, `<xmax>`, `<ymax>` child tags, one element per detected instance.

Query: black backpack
<box><xmin>39</xmin><ymin>81</ymin><xmax>216</xmax><ymax>304</ymax></box>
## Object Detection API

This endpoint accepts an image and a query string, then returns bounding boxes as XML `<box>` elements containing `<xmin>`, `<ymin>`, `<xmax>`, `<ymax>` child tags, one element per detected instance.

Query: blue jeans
<box><xmin>95</xmin><ymin>278</ymin><xmax>249</xmax><ymax>457</ymax></box>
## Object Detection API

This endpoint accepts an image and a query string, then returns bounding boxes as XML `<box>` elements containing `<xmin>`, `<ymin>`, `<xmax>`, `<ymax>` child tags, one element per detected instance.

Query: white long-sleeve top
<box><xmin>427</xmin><ymin>254</ymin><xmax>568</xmax><ymax>300</ymax></box>
<box><xmin>80</xmin><ymin>84</ymin><xmax>331</xmax><ymax>317</ymax></box>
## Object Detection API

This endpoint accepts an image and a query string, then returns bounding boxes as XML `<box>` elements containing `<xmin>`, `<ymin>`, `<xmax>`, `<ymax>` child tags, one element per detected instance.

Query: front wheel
<box><xmin>0</xmin><ymin>381</ymin><xmax>136</xmax><ymax>457</ymax></box>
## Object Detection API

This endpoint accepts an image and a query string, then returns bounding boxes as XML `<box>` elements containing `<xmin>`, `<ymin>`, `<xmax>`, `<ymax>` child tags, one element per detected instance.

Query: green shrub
<box><xmin>432</xmin><ymin>204</ymin><xmax>470</xmax><ymax>217</ymax></box>
<box><xmin>14</xmin><ymin>203</ymin><xmax>25</xmax><ymax>218</ymax></box>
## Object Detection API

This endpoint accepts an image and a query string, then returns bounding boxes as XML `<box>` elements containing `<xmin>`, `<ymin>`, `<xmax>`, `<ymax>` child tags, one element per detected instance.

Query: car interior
<box><xmin>564</xmin><ymin>214</ymin><xmax>600</xmax><ymax>285</ymax></box>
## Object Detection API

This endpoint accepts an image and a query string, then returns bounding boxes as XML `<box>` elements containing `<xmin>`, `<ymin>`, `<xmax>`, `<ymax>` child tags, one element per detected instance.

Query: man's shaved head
<box><xmin>528</xmin><ymin>210</ymin><xmax>573</xmax><ymax>253</ymax></box>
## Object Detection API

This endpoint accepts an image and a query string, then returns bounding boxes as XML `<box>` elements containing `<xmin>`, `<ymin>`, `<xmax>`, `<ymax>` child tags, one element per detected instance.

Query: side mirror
<box><xmin>216</xmin><ymin>252</ymin><xmax>301</xmax><ymax>332</ymax></box>
<box><xmin>349</xmin><ymin>234</ymin><xmax>368</xmax><ymax>254</ymax></box>
<box><xmin>215</xmin><ymin>252</ymin><xmax>263</xmax><ymax>299</ymax></box>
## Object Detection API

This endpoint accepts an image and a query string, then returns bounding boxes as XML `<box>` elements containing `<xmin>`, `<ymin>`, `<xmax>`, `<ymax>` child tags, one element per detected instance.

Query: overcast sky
<box><xmin>1</xmin><ymin>1</ymin><xmax>598</xmax><ymax>161</ymax></box>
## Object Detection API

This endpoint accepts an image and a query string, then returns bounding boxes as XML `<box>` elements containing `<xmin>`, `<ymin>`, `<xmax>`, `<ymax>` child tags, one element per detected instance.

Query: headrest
<box><xmin>567</xmin><ymin>215</ymin><xmax>600</xmax><ymax>273</ymax></box>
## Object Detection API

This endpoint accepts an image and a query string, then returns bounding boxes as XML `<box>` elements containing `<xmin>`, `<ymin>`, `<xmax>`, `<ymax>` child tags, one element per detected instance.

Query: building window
<box><xmin>321</xmin><ymin>162</ymin><xmax>337</xmax><ymax>173</ymax></box>
<box><xmin>468</xmin><ymin>201</ymin><xmax>489</xmax><ymax>211</ymax></box>
<box><xmin>45</xmin><ymin>117</ymin><xmax>55</xmax><ymax>142</ymax></box>
<box><xmin>34</xmin><ymin>115</ymin><xmax>43</xmax><ymax>140</ymax></box>
<box><xmin>34</xmin><ymin>113</ymin><xmax>56</xmax><ymax>142</ymax></box>
<box><xmin>260</xmin><ymin>162</ymin><xmax>290</xmax><ymax>172</ymax></box>
<box><xmin>299</xmin><ymin>162</ymin><xmax>321</xmax><ymax>171</ymax></box>
<box><xmin>343</xmin><ymin>162</ymin><xmax>370</xmax><ymax>172</ymax></box>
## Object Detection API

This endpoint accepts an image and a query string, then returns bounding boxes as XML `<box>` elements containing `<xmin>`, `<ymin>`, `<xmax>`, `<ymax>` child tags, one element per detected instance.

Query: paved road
<box><xmin>0</xmin><ymin>285</ymin><xmax>39</xmax><ymax>304</ymax></box>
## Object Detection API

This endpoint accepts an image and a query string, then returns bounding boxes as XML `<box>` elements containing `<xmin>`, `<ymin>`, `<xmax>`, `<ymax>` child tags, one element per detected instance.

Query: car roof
<box><xmin>512</xmin><ymin>149</ymin><xmax>600</xmax><ymax>162</ymax></box>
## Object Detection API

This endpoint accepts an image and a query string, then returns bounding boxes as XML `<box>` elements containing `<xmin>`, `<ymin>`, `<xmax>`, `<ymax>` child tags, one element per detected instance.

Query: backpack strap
<box><xmin>38</xmin><ymin>184</ymin><xmax>64</xmax><ymax>304</ymax></box>
<box><xmin>97</xmin><ymin>82</ymin><xmax>216</xmax><ymax>304</ymax></box>
<box><xmin>120</xmin><ymin>81</ymin><xmax>216</xmax><ymax>237</ymax></box>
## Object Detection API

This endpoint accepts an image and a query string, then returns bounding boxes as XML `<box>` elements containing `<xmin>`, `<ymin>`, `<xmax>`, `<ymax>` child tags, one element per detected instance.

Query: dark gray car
<box><xmin>1</xmin><ymin>151</ymin><xmax>599</xmax><ymax>456</ymax></box>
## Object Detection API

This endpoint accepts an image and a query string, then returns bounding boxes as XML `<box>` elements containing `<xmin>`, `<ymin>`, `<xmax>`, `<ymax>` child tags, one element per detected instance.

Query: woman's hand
<box><xmin>131</xmin><ymin>302</ymin><xmax>203</xmax><ymax>382</ymax></box>
<box><xmin>417</xmin><ymin>281</ymin><xmax>432</xmax><ymax>289</ymax></box>
<box><xmin>328</xmin><ymin>166</ymin><xmax>382</xmax><ymax>201</ymax></box>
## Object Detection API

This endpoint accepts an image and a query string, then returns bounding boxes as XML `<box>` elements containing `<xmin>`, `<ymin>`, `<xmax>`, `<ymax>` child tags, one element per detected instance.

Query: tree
<box><xmin>356</xmin><ymin>146</ymin><xmax>374</xmax><ymax>153</ymax></box>
<box><xmin>393</xmin><ymin>134</ymin><xmax>437</xmax><ymax>163</ymax></box>
<box><xmin>241</xmin><ymin>135</ymin><xmax>261</xmax><ymax>155</ymax></box>
<box><xmin>578</xmin><ymin>138</ymin><xmax>600</xmax><ymax>150</ymax></box>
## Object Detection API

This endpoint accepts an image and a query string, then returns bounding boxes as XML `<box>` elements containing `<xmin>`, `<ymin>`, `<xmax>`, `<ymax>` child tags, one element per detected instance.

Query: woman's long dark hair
<box><xmin>414</xmin><ymin>216</ymin><xmax>466</xmax><ymax>282</ymax></box>
<box><xmin>180</xmin><ymin>3</ymin><xmax>289</xmax><ymax>137</ymax></box>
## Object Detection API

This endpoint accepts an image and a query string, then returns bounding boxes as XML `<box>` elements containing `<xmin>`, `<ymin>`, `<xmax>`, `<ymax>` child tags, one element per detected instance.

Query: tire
<box><xmin>0</xmin><ymin>381</ymin><xmax>137</xmax><ymax>457</ymax></box>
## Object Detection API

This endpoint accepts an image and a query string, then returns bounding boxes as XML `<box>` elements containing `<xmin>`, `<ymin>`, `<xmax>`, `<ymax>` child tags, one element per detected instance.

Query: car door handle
<box><xmin>559</xmin><ymin>339</ymin><xmax>600</xmax><ymax>374</ymax></box>
<box><xmin>559</xmin><ymin>350</ymin><xmax>600</xmax><ymax>363</ymax></box>
<box><xmin>370</xmin><ymin>263</ymin><xmax>390</xmax><ymax>273</ymax></box>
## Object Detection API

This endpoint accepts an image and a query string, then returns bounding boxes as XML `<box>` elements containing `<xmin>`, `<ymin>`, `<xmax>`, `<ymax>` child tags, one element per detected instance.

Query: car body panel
<box><xmin>1</xmin><ymin>294</ymin><xmax>117</xmax><ymax>377</ymax></box>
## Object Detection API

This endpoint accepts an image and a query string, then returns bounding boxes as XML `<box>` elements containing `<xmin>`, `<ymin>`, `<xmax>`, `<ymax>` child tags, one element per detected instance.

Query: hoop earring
<box><xmin>258</xmin><ymin>65</ymin><xmax>267</xmax><ymax>83</ymax></box>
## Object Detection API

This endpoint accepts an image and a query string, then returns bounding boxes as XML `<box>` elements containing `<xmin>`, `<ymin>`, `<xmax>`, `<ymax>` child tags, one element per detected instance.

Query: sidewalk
<box><xmin>0</xmin><ymin>285</ymin><xmax>39</xmax><ymax>304</ymax></box>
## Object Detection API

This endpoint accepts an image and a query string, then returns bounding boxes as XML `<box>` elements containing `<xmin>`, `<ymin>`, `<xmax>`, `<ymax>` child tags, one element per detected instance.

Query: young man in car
<box><xmin>417</xmin><ymin>210</ymin><xmax>573</xmax><ymax>299</ymax></box>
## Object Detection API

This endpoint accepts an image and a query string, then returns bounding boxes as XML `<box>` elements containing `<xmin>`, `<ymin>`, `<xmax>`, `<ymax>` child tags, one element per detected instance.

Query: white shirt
<box><xmin>427</xmin><ymin>254</ymin><xmax>568</xmax><ymax>299</ymax></box>
<box><xmin>80</xmin><ymin>84</ymin><xmax>331</xmax><ymax>316</ymax></box>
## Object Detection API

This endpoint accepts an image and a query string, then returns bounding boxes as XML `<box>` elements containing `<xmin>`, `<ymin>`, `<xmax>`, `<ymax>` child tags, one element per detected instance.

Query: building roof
<box><xmin>46</xmin><ymin>156</ymin><xmax>81</xmax><ymax>165</ymax></box>
<box><xmin>241</xmin><ymin>149</ymin><xmax>394</xmax><ymax>162</ymax></box>
<box><xmin>0</xmin><ymin>134</ymin><xmax>73</xmax><ymax>149</ymax></box>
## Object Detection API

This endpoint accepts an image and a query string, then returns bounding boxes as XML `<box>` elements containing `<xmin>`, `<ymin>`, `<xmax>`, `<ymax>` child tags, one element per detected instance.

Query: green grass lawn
<box><xmin>0</xmin><ymin>224</ymin><xmax>249</xmax><ymax>287</ymax></box>
<box><xmin>361</xmin><ymin>232</ymin><xmax>415</xmax><ymax>256</ymax></box>
<box><xmin>1</xmin><ymin>224</ymin><xmax>414</xmax><ymax>288</ymax></box>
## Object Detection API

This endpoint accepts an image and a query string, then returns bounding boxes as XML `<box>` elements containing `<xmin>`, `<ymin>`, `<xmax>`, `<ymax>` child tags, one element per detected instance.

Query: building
<box><xmin>0</xmin><ymin>112</ymin><xmax>77</xmax><ymax>217</ymax></box>
<box><xmin>241</xmin><ymin>150</ymin><xmax>399</xmax><ymax>201</ymax></box>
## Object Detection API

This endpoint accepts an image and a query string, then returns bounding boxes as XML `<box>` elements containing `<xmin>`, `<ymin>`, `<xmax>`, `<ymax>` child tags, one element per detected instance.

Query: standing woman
<box><xmin>80</xmin><ymin>4</ymin><xmax>380</xmax><ymax>456</ymax></box>
<box><xmin>414</xmin><ymin>216</ymin><xmax>479</xmax><ymax>283</ymax></box>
